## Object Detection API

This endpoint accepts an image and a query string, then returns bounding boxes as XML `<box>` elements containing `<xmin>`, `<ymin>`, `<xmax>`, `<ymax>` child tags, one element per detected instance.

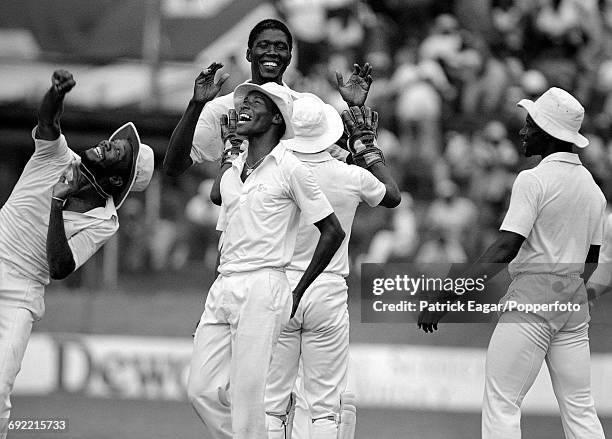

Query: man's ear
<box><xmin>246</xmin><ymin>48</ymin><xmax>252</xmax><ymax>63</ymax></box>
<box><xmin>109</xmin><ymin>175</ymin><xmax>124</xmax><ymax>187</ymax></box>
<box><xmin>272</xmin><ymin>113</ymin><xmax>283</xmax><ymax>126</ymax></box>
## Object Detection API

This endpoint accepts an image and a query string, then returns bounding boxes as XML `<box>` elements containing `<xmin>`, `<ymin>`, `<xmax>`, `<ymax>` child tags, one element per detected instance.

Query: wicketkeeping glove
<box><xmin>341</xmin><ymin>106</ymin><xmax>385</xmax><ymax>168</ymax></box>
<box><xmin>220</xmin><ymin>109</ymin><xmax>246</xmax><ymax>167</ymax></box>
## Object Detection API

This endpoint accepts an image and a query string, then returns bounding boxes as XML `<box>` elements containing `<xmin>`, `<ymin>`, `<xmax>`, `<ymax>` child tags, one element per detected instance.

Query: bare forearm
<box><xmin>368</xmin><ymin>162</ymin><xmax>401</xmax><ymax>208</ymax></box>
<box><xmin>36</xmin><ymin>87</ymin><xmax>65</xmax><ymax>140</ymax></box>
<box><xmin>46</xmin><ymin>199</ymin><xmax>75</xmax><ymax>279</ymax></box>
<box><xmin>164</xmin><ymin>100</ymin><xmax>205</xmax><ymax>176</ymax></box>
<box><xmin>293</xmin><ymin>228</ymin><xmax>345</xmax><ymax>300</ymax></box>
<box><xmin>447</xmin><ymin>234</ymin><xmax>524</xmax><ymax>295</ymax></box>
<box><xmin>582</xmin><ymin>245</ymin><xmax>600</xmax><ymax>283</ymax></box>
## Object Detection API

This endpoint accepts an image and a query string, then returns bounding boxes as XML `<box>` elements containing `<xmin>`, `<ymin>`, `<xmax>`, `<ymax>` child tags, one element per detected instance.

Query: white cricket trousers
<box><xmin>187</xmin><ymin>269</ymin><xmax>292</xmax><ymax>439</ymax></box>
<box><xmin>265</xmin><ymin>271</ymin><xmax>349</xmax><ymax>439</ymax></box>
<box><xmin>482</xmin><ymin>310</ymin><xmax>605</xmax><ymax>439</ymax></box>
<box><xmin>0</xmin><ymin>262</ymin><xmax>40</xmax><ymax>439</ymax></box>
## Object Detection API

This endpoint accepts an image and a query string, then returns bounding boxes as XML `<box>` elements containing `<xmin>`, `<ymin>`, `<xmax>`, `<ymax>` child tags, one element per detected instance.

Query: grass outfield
<box><xmin>22</xmin><ymin>269</ymin><xmax>612</xmax><ymax>438</ymax></box>
<box><xmin>40</xmin><ymin>270</ymin><xmax>612</xmax><ymax>351</ymax></box>
<box><xmin>11</xmin><ymin>393</ymin><xmax>612</xmax><ymax>439</ymax></box>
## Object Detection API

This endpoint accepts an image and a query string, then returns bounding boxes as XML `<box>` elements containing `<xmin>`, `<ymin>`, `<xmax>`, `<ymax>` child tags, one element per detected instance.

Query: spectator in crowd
<box><xmin>414</xmin><ymin>227</ymin><xmax>468</xmax><ymax>264</ymax></box>
<box><xmin>426</xmin><ymin>179</ymin><xmax>477</xmax><ymax>246</ymax></box>
<box><xmin>183</xmin><ymin>179</ymin><xmax>221</xmax><ymax>268</ymax></box>
<box><xmin>356</xmin><ymin>192</ymin><xmax>419</xmax><ymax>266</ymax></box>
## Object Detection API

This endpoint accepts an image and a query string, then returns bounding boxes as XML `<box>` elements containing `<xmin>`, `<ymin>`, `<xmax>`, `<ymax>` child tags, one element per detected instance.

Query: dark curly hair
<box><xmin>248</xmin><ymin>19</ymin><xmax>293</xmax><ymax>52</ymax></box>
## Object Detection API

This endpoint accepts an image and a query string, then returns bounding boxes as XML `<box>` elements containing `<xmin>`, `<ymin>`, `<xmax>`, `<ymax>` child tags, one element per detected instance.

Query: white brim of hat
<box><xmin>109</xmin><ymin>122</ymin><xmax>154</xmax><ymax>208</ymax></box>
<box><xmin>517</xmin><ymin>99</ymin><xmax>589</xmax><ymax>148</ymax></box>
<box><xmin>287</xmin><ymin>104</ymin><xmax>344</xmax><ymax>154</ymax></box>
<box><xmin>233</xmin><ymin>83</ymin><xmax>294</xmax><ymax>140</ymax></box>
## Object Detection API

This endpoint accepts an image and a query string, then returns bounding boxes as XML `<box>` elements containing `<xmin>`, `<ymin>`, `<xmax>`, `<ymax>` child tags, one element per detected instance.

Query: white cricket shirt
<box><xmin>288</xmin><ymin>151</ymin><xmax>385</xmax><ymax>277</ymax></box>
<box><xmin>501</xmin><ymin>152</ymin><xmax>606</xmax><ymax>277</ymax></box>
<box><xmin>216</xmin><ymin>143</ymin><xmax>333</xmax><ymax>275</ymax></box>
<box><xmin>0</xmin><ymin>129</ymin><xmax>119</xmax><ymax>286</ymax></box>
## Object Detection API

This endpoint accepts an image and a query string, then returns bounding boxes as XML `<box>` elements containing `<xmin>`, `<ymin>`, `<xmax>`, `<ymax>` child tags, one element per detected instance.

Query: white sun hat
<box><xmin>233</xmin><ymin>82</ymin><xmax>294</xmax><ymax>140</ymax></box>
<box><xmin>108</xmin><ymin>122</ymin><xmax>155</xmax><ymax>209</ymax></box>
<box><xmin>517</xmin><ymin>87</ymin><xmax>588</xmax><ymax>148</ymax></box>
<box><xmin>284</xmin><ymin>93</ymin><xmax>344</xmax><ymax>154</ymax></box>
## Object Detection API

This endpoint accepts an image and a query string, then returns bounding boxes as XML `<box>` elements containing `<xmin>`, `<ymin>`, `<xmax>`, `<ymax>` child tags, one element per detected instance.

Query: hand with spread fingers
<box><xmin>220</xmin><ymin>109</ymin><xmax>246</xmax><ymax>166</ymax></box>
<box><xmin>336</xmin><ymin>63</ymin><xmax>373</xmax><ymax>107</ymax></box>
<box><xmin>192</xmin><ymin>62</ymin><xmax>230</xmax><ymax>104</ymax></box>
<box><xmin>341</xmin><ymin>105</ymin><xmax>385</xmax><ymax>168</ymax></box>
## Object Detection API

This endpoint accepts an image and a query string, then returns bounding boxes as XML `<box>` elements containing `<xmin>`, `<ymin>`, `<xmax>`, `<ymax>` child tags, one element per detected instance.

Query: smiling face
<box><xmin>83</xmin><ymin>138</ymin><xmax>132</xmax><ymax>168</ymax></box>
<box><xmin>79</xmin><ymin>137</ymin><xmax>134</xmax><ymax>197</ymax></box>
<box><xmin>247</xmin><ymin>29</ymin><xmax>292</xmax><ymax>84</ymax></box>
<box><xmin>236</xmin><ymin>90</ymin><xmax>283</xmax><ymax>137</ymax></box>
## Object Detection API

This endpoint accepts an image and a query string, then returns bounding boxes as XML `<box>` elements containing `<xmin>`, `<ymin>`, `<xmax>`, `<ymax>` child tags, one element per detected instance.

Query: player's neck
<box><xmin>250</xmin><ymin>73</ymin><xmax>283</xmax><ymax>86</ymax></box>
<box><xmin>247</xmin><ymin>132</ymin><xmax>281</xmax><ymax>161</ymax></box>
<box><xmin>65</xmin><ymin>187</ymin><xmax>106</xmax><ymax>213</ymax></box>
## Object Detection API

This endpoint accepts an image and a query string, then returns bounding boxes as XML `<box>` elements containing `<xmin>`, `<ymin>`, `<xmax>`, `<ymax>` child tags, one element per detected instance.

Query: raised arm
<box><xmin>164</xmin><ymin>62</ymin><xmax>229</xmax><ymax>177</ymax></box>
<box><xmin>36</xmin><ymin>70</ymin><xmax>76</xmax><ymax>141</ymax></box>
<box><xmin>342</xmin><ymin>106</ymin><xmax>400</xmax><ymax>207</ymax></box>
<box><xmin>290</xmin><ymin>212</ymin><xmax>345</xmax><ymax>317</ymax></box>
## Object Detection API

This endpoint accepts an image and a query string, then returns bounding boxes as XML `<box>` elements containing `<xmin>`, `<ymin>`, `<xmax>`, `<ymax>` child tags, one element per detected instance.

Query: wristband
<box><xmin>352</xmin><ymin>146</ymin><xmax>385</xmax><ymax>169</ymax></box>
<box><xmin>348</xmin><ymin>132</ymin><xmax>376</xmax><ymax>154</ymax></box>
<box><xmin>51</xmin><ymin>196</ymin><xmax>66</xmax><ymax>208</ymax></box>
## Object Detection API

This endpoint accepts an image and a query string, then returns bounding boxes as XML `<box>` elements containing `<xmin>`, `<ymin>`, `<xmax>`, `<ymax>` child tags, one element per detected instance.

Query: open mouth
<box><xmin>238</xmin><ymin>113</ymin><xmax>252</xmax><ymax>124</ymax></box>
<box><xmin>93</xmin><ymin>146</ymin><xmax>103</xmax><ymax>160</ymax></box>
<box><xmin>261</xmin><ymin>61</ymin><xmax>279</xmax><ymax>69</ymax></box>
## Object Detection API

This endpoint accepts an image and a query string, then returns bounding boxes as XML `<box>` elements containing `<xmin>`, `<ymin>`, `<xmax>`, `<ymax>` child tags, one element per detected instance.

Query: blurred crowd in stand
<box><xmin>118</xmin><ymin>0</ymin><xmax>612</xmax><ymax>277</ymax></box>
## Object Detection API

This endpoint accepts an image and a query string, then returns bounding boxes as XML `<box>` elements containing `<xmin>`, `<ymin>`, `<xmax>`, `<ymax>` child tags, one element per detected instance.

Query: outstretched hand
<box><xmin>50</xmin><ymin>70</ymin><xmax>76</xmax><ymax>98</ymax></box>
<box><xmin>336</xmin><ymin>63</ymin><xmax>373</xmax><ymax>107</ymax></box>
<box><xmin>193</xmin><ymin>62</ymin><xmax>230</xmax><ymax>103</ymax></box>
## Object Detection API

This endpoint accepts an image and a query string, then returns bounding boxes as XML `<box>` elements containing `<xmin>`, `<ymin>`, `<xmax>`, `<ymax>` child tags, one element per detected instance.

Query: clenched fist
<box><xmin>50</xmin><ymin>70</ymin><xmax>76</xmax><ymax>98</ymax></box>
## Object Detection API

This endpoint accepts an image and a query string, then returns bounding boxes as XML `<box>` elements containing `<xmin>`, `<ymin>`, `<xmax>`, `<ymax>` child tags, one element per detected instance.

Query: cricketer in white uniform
<box><xmin>264</xmin><ymin>95</ymin><xmax>400</xmax><ymax>439</ymax></box>
<box><xmin>418</xmin><ymin>87</ymin><xmax>606</xmax><ymax>439</ymax></box>
<box><xmin>0</xmin><ymin>70</ymin><xmax>154</xmax><ymax>439</ymax></box>
<box><xmin>164</xmin><ymin>19</ymin><xmax>296</xmax><ymax>174</ymax></box>
<box><xmin>164</xmin><ymin>18</ymin><xmax>372</xmax><ymax>175</ymax></box>
<box><xmin>186</xmin><ymin>81</ymin><xmax>345</xmax><ymax>439</ymax></box>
